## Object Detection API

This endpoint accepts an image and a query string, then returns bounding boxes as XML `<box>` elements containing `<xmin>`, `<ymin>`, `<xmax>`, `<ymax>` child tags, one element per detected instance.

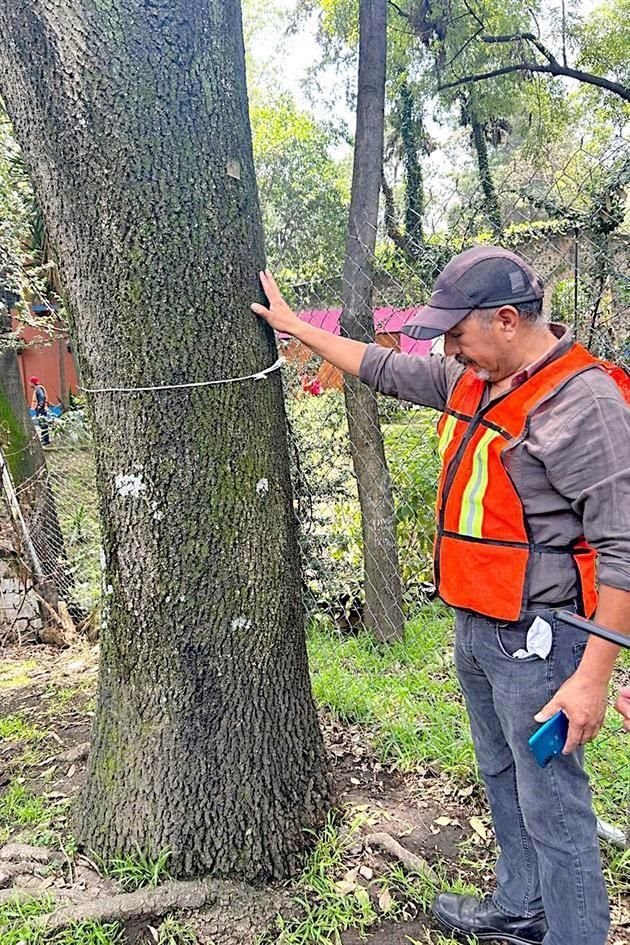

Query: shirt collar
<box><xmin>510</xmin><ymin>323</ymin><xmax>573</xmax><ymax>389</ymax></box>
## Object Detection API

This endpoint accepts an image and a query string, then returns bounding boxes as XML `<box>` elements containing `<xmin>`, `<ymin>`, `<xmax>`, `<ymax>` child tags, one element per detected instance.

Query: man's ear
<box><xmin>495</xmin><ymin>305</ymin><xmax>519</xmax><ymax>336</ymax></box>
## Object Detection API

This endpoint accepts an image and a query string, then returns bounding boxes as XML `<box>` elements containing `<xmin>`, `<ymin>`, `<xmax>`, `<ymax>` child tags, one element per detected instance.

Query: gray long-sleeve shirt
<box><xmin>359</xmin><ymin>325</ymin><xmax>630</xmax><ymax>606</ymax></box>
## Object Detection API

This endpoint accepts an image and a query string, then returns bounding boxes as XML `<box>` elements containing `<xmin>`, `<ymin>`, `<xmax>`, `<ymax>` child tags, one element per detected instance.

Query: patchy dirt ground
<box><xmin>1</xmin><ymin>641</ymin><xmax>629</xmax><ymax>945</ymax></box>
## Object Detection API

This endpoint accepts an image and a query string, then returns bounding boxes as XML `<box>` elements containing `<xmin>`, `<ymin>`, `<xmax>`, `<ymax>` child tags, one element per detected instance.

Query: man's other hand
<box><xmin>534</xmin><ymin>672</ymin><xmax>608</xmax><ymax>754</ymax></box>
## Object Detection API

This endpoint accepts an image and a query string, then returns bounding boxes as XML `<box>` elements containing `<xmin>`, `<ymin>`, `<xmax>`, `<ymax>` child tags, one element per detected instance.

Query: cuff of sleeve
<box><xmin>598</xmin><ymin>563</ymin><xmax>630</xmax><ymax>593</ymax></box>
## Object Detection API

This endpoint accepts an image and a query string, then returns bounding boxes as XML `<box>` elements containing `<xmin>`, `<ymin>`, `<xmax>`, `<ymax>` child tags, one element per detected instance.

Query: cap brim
<box><xmin>401</xmin><ymin>304</ymin><xmax>473</xmax><ymax>341</ymax></box>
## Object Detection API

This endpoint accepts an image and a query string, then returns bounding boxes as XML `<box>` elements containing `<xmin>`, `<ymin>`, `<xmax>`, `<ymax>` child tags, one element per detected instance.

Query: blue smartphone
<box><xmin>528</xmin><ymin>710</ymin><xmax>569</xmax><ymax>767</ymax></box>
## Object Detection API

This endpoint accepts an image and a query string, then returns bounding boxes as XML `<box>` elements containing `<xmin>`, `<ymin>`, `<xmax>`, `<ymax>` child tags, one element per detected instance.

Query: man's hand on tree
<box><xmin>534</xmin><ymin>671</ymin><xmax>609</xmax><ymax>753</ymax></box>
<box><xmin>251</xmin><ymin>270</ymin><xmax>302</xmax><ymax>335</ymax></box>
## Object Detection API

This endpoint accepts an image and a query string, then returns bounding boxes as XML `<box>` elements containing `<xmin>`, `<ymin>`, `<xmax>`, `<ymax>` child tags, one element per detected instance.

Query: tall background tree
<box><xmin>340</xmin><ymin>0</ymin><xmax>405</xmax><ymax>643</ymax></box>
<box><xmin>0</xmin><ymin>0</ymin><xmax>332</xmax><ymax>878</ymax></box>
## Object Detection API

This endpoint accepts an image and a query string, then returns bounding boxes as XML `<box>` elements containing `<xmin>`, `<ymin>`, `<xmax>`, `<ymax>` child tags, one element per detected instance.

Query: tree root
<box><xmin>365</xmin><ymin>831</ymin><xmax>438</xmax><ymax>883</ymax></box>
<box><xmin>0</xmin><ymin>875</ymin><xmax>292</xmax><ymax>938</ymax></box>
<box><xmin>0</xmin><ymin>843</ymin><xmax>63</xmax><ymax>865</ymax></box>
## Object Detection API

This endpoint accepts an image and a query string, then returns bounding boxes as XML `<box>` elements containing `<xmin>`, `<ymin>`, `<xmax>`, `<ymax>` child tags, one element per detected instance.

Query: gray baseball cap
<box><xmin>402</xmin><ymin>246</ymin><xmax>545</xmax><ymax>340</ymax></box>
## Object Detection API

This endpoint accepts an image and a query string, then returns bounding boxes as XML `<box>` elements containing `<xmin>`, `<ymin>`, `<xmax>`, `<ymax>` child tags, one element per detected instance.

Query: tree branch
<box><xmin>387</xmin><ymin>0</ymin><xmax>409</xmax><ymax>20</ymax></box>
<box><xmin>482</xmin><ymin>32</ymin><xmax>560</xmax><ymax>66</ymax></box>
<box><xmin>439</xmin><ymin>60</ymin><xmax>630</xmax><ymax>102</ymax></box>
<box><xmin>443</xmin><ymin>26</ymin><xmax>484</xmax><ymax>70</ymax></box>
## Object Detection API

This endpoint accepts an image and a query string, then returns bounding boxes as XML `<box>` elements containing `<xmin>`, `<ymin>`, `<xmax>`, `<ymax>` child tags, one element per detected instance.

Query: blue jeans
<box><xmin>454</xmin><ymin>607</ymin><xmax>610</xmax><ymax>945</ymax></box>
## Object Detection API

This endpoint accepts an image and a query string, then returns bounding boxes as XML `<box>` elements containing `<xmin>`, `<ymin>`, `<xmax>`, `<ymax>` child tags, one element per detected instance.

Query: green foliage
<box><xmin>259</xmin><ymin>813</ymin><xmax>380</xmax><ymax>945</ymax></box>
<box><xmin>54</xmin><ymin>922</ymin><xmax>123</xmax><ymax>945</ymax></box>
<box><xmin>103</xmin><ymin>847</ymin><xmax>172</xmax><ymax>891</ymax></box>
<box><xmin>0</xmin><ymin>782</ymin><xmax>48</xmax><ymax>833</ymax></box>
<box><xmin>0</xmin><ymin>898</ymin><xmax>122</xmax><ymax>945</ymax></box>
<box><xmin>155</xmin><ymin>917</ymin><xmax>198</xmax><ymax>945</ymax></box>
<box><xmin>251</xmin><ymin>94</ymin><xmax>350</xmax><ymax>284</ymax></box>
<box><xmin>0</xmin><ymin>714</ymin><xmax>43</xmax><ymax>742</ymax></box>
<box><xmin>384</xmin><ymin>414</ymin><xmax>440</xmax><ymax>607</ymax></box>
<box><xmin>0</xmin><ymin>896</ymin><xmax>54</xmax><ymax>945</ymax></box>
<box><xmin>575</xmin><ymin>0</ymin><xmax>630</xmax><ymax>89</ymax></box>
<box><xmin>288</xmin><ymin>385</ymin><xmax>440</xmax><ymax>619</ymax></box>
<box><xmin>0</xmin><ymin>110</ymin><xmax>35</xmax><ymax>300</ymax></box>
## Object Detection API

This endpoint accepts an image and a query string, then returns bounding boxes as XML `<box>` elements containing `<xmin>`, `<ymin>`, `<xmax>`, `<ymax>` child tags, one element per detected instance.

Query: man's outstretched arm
<box><xmin>251</xmin><ymin>270</ymin><xmax>367</xmax><ymax>377</ymax></box>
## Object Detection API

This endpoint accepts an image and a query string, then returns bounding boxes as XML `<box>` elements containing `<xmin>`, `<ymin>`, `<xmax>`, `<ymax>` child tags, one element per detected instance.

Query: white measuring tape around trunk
<box><xmin>79</xmin><ymin>356</ymin><xmax>285</xmax><ymax>394</ymax></box>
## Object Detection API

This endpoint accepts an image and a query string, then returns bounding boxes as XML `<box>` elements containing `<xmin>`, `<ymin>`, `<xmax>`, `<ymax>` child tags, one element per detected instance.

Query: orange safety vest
<box><xmin>435</xmin><ymin>342</ymin><xmax>630</xmax><ymax>622</ymax></box>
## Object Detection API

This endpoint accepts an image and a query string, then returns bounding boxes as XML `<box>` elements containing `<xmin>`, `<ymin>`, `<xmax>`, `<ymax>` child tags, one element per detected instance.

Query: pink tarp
<box><xmin>279</xmin><ymin>307</ymin><xmax>431</xmax><ymax>355</ymax></box>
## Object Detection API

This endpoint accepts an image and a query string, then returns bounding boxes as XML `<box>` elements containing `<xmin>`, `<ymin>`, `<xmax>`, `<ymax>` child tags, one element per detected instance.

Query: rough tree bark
<box><xmin>0</xmin><ymin>0</ymin><xmax>332</xmax><ymax>879</ymax></box>
<box><xmin>340</xmin><ymin>0</ymin><xmax>404</xmax><ymax>643</ymax></box>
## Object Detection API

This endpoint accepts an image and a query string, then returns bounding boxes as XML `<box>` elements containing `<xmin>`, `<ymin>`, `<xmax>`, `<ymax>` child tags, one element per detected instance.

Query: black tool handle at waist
<box><xmin>558</xmin><ymin>611</ymin><xmax>630</xmax><ymax>649</ymax></box>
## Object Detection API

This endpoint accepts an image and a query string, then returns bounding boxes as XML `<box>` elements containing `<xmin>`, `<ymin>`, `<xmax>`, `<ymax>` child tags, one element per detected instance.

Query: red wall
<box><xmin>12</xmin><ymin>314</ymin><xmax>79</xmax><ymax>407</ymax></box>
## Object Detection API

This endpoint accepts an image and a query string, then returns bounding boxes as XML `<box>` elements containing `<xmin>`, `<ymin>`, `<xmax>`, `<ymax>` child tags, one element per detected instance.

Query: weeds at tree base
<box><xmin>0</xmin><ymin>895</ymin><xmax>197</xmax><ymax>945</ymax></box>
<box><xmin>97</xmin><ymin>845</ymin><xmax>172</xmax><ymax>891</ymax></box>
<box><xmin>256</xmin><ymin>811</ymin><xmax>483</xmax><ymax>945</ymax></box>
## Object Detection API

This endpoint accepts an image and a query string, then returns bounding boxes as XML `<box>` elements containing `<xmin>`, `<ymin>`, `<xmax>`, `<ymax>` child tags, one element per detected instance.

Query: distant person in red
<box><xmin>29</xmin><ymin>376</ymin><xmax>50</xmax><ymax>446</ymax></box>
<box><xmin>301</xmin><ymin>375</ymin><xmax>323</xmax><ymax>396</ymax></box>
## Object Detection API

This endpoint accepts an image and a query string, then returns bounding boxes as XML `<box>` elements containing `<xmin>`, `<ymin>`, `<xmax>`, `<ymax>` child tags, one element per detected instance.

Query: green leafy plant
<box><xmin>156</xmin><ymin>916</ymin><xmax>198</xmax><ymax>945</ymax></box>
<box><xmin>104</xmin><ymin>846</ymin><xmax>172</xmax><ymax>891</ymax></box>
<box><xmin>0</xmin><ymin>782</ymin><xmax>48</xmax><ymax>832</ymax></box>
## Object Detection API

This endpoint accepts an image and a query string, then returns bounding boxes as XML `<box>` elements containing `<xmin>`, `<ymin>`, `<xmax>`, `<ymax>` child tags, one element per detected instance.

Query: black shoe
<box><xmin>432</xmin><ymin>892</ymin><xmax>548</xmax><ymax>944</ymax></box>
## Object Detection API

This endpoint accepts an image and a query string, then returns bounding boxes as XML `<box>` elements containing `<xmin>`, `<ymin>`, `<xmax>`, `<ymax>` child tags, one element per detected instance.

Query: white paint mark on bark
<box><xmin>115</xmin><ymin>472</ymin><xmax>146</xmax><ymax>498</ymax></box>
<box><xmin>231</xmin><ymin>617</ymin><xmax>252</xmax><ymax>632</ymax></box>
<box><xmin>256</xmin><ymin>478</ymin><xmax>269</xmax><ymax>496</ymax></box>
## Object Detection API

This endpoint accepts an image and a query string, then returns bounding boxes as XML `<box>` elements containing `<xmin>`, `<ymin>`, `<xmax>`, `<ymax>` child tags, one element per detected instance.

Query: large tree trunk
<box><xmin>0</xmin><ymin>0</ymin><xmax>332</xmax><ymax>879</ymax></box>
<box><xmin>340</xmin><ymin>0</ymin><xmax>404</xmax><ymax>643</ymax></box>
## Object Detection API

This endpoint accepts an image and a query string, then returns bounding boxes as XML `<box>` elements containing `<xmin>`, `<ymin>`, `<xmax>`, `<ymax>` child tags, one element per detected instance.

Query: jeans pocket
<box><xmin>495</xmin><ymin>624</ymin><xmax>541</xmax><ymax>662</ymax></box>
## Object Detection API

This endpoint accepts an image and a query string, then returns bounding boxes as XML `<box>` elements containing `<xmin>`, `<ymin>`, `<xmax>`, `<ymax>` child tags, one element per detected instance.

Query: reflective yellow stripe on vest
<box><xmin>438</xmin><ymin>413</ymin><xmax>458</xmax><ymax>459</ymax></box>
<box><xmin>458</xmin><ymin>428</ymin><xmax>501</xmax><ymax>537</ymax></box>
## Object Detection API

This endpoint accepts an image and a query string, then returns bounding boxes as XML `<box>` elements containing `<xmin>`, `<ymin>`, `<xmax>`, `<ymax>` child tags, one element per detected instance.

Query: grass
<box><xmin>258</xmin><ymin>811</ymin><xmax>483</xmax><ymax>945</ymax></box>
<box><xmin>0</xmin><ymin>660</ymin><xmax>37</xmax><ymax>688</ymax></box>
<box><xmin>0</xmin><ymin>894</ymin><xmax>194</xmax><ymax>945</ymax></box>
<box><xmin>154</xmin><ymin>917</ymin><xmax>198</xmax><ymax>945</ymax></box>
<box><xmin>0</xmin><ymin>714</ymin><xmax>44</xmax><ymax>742</ymax></box>
<box><xmin>102</xmin><ymin>846</ymin><xmax>172</xmax><ymax>891</ymax></box>
<box><xmin>0</xmin><ymin>895</ymin><xmax>123</xmax><ymax>945</ymax></box>
<box><xmin>0</xmin><ymin>782</ymin><xmax>48</xmax><ymax>832</ymax></box>
<box><xmin>258</xmin><ymin>813</ymin><xmax>381</xmax><ymax>945</ymax></box>
<box><xmin>586</xmin><ymin>702</ymin><xmax>630</xmax><ymax>823</ymax></box>
<box><xmin>308</xmin><ymin>604</ymin><xmax>476</xmax><ymax>779</ymax></box>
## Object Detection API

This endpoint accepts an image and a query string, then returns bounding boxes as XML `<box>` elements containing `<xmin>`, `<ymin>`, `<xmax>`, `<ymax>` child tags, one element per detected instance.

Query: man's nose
<box><xmin>444</xmin><ymin>337</ymin><xmax>459</xmax><ymax>357</ymax></box>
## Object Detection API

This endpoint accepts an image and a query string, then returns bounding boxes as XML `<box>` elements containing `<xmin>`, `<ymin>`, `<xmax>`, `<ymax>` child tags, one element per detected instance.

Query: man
<box><xmin>29</xmin><ymin>375</ymin><xmax>50</xmax><ymax>446</ymax></box>
<box><xmin>252</xmin><ymin>246</ymin><xmax>630</xmax><ymax>945</ymax></box>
